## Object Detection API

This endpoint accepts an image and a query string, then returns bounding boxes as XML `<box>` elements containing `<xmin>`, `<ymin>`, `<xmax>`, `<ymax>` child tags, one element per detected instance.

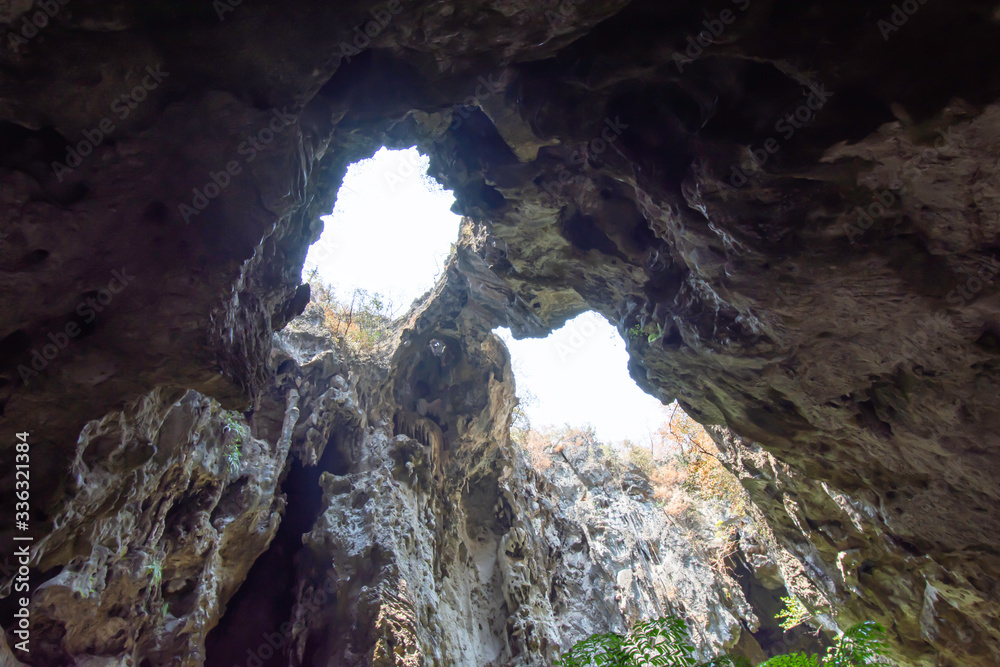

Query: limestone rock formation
<box><xmin>3</xmin><ymin>0</ymin><xmax>1000</xmax><ymax>665</ymax></box>
<box><xmin>0</xmin><ymin>387</ymin><xmax>297</xmax><ymax>665</ymax></box>
<box><xmin>0</xmin><ymin>265</ymin><xmax>786</xmax><ymax>665</ymax></box>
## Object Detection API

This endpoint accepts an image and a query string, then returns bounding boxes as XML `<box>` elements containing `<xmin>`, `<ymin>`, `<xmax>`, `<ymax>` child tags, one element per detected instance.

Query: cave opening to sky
<box><xmin>495</xmin><ymin>315</ymin><xmax>666</xmax><ymax>447</ymax></box>
<box><xmin>303</xmin><ymin>147</ymin><xmax>666</xmax><ymax>446</ymax></box>
<box><xmin>303</xmin><ymin>147</ymin><xmax>459</xmax><ymax>313</ymax></box>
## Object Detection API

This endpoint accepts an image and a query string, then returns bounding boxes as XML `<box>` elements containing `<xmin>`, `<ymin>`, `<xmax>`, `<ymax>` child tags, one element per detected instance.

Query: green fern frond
<box><xmin>759</xmin><ymin>654</ymin><xmax>821</xmax><ymax>667</ymax></box>
<box><xmin>553</xmin><ymin>616</ymin><xmax>894</xmax><ymax>667</ymax></box>
<box><xmin>824</xmin><ymin>622</ymin><xmax>891</xmax><ymax>666</ymax></box>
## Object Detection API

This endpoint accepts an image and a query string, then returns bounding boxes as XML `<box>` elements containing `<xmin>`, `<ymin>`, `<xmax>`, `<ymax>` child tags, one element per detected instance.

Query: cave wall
<box><xmin>0</xmin><ymin>386</ymin><xmax>296</xmax><ymax>665</ymax></box>
<box><xmin>0</xmin><ymin>257</ymin><xmax>786</xmax><ymax>665</ymax></box>
<box><xmin>3</xmin><ymin>0</ymin><xmax>1000</xmax><ymax>665</ymax></box>
<box><xmin>272</xmin><ymin>266</ymin><xmax>773</xmax><ymax>667</ymax></box>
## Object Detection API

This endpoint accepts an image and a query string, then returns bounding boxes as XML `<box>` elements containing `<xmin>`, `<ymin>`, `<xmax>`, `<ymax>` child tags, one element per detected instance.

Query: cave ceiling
<box><xmin>2</xmin><ymin>0</ymin><xmax>1000</xmax><ymax>664</ymax></box>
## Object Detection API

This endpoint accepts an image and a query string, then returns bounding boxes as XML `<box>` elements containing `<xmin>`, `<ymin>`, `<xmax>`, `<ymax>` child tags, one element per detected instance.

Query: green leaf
<box><xmin>823</xmin><ymin>621</ymin><xmax>892</xmax><ymax>666</ymax></box>
<box><xmin>775</xmin><ymin>595</ymin><xmax>812</xmax><ymax>631</ymax></box>
<box><xmin>760</xmin><ymin>654</ymin><xmax>821</xmax><ymax>667</ymax></box>
<box><xmin>553</xmin><ymin>616</ymin><xmax>894</xmax><ymax>667</ymax></box>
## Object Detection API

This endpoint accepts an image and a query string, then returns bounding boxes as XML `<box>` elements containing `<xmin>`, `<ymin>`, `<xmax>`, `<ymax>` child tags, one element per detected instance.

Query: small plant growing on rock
<box><xmin>775</xmin><ymin>595</ymin><xmax>812</xmax><ymax>631</ymax></box>
<box><xmin>221</xmin><ymin>410</ymin><xmax>248</xmax><ymax>474</ymax></box>
<box><xmin>221</xmin><ymin>410</ymin><xmax>249</xmax><ymax>444</ymax></box>
<box><xmin>146</xmin><ymin>559</ymin><xmax>163</xmax><ymax>588</ymax></box>
<box><xmin>626</xmin><ymin>322</ymin><xmax>664</xmax><ymax>344</ymax></box>
<box><xmin>647</xmin><ymin>322</ymin><xmax>664</xmax><ymax>343</ymax></box>
<box><xmin>72</xmin><ymin>572</ymin><xmax>98</xmax><ymax>599</ymax></box>
<box><xmin>224</xmin><ymin>443</ymin><xmax>242</xmax><ymax>474</ymax></box>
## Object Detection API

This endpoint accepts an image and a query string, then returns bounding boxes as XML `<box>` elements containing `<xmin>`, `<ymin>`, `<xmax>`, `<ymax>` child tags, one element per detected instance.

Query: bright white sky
<box><xmin>303</xmin><ymin>147</ymin><xmax>667</xmax><ymax>445</ymax></box>
<box><xmin>302</xmin><ymin>147</ymin><xmax>457</xmax><ymax>311</ymax></box>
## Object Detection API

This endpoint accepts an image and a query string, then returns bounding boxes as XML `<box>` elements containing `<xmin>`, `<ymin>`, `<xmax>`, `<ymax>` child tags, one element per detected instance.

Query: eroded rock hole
<box><xmin>204</xmin><ymin>429</ymin><xmax>352</xmax><ymax>666</ymax></box>
<box><xmin>725</xmin><ymin>550</ymin><xmax>829</xmax><ymax>658</ymax></box>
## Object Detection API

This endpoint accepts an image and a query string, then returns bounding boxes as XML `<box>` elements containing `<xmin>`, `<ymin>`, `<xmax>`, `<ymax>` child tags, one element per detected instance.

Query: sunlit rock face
<box><xmin>3</xmin><ymin>264</ymin><xmax>787</xmax><ymax>666</ymax></box>
<box><xmin>3</xmin><ymin>0</ymin><xmax>1000</xmax><ymax>665</ymax></box>
<box><xmin>233</xmin><ymin>279</ymin><xmax>769</xmax><ymax>667</ymax></box>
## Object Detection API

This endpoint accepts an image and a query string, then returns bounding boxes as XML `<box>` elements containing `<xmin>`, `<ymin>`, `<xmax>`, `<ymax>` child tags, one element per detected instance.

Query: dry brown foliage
<box><xmin>521</xmin><ymin>427</ymin><xmax>555</xmax><ymax>471</ymax></box>
<box><xmin>512</xmin><ymin>424</ymin><xmax>597</xmax><ymax>472</ymax></box>
<box><xmin>307</xmin><ymin>273</ymin><xmax>397</xmax><ymax>352</ymax></box>
<box><xmin>510</xmin><ymin>405</ymin><xmax>749</xmax><ymax>521</ymax></box>
<box><xmin>656</xmin><ymin>405</ymin><xmax>750</xmax><ymax>515</ymax></box>
<box><xmin>649</xmin><ymin>459</ymin><xmax>691</xmax><ymax>517</ymax></box>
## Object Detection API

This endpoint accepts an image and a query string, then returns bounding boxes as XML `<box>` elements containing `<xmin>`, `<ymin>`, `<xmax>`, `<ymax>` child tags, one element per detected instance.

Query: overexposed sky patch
<box><xmin>303</xmin><ymin>147</ymin><xmax>459</xmax><ymax>312</ymax></box>
<box><xmin>304</xmin><ymin>148</ymin><xmax>667</xmax><ymax>444</ymax></box>
<box><xmin>496</xmin><ymin>314</ymin><xmax>667</xmax><ymax>446</ymax></box>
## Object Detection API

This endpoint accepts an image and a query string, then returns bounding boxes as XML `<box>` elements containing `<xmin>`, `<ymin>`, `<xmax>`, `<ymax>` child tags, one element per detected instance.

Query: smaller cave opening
<box><xmin>496</xmin><ymin>311</ymin><xmax>666</xmax><ymax>452</ymax></box>
<box><xmin>725</xmin><ymin>549</ymin><xmax>832</xmax><ymax>659</ymax></box>
<box><xmin>204</xmin><ymin>429</ymin><xmax>352</xmax><ymax>666</ymax></box>
<box><xmin>496</xmin><ymin>311</ymin><xmax>798</xmax><ymax>662</ymax></box>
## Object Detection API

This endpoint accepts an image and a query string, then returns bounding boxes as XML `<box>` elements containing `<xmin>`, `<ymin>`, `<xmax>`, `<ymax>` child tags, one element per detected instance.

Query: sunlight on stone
<box><xmin>304</xmin><ymin>148</ymin><xmax>665</xmax><ymax>446</ymax></box>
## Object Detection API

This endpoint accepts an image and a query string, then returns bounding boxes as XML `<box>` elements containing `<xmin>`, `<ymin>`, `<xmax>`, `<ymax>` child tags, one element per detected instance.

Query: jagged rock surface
<box><xmin>0</xmin><ymin>269</ymin><xmax>794</xmax><ymax>666</ymax></box>
<box><xmin>3</xmin><ymin>1</ymin><xmax>1000</xmax><ymax>665</ymax></box>
<box><xmin>0</xmin><ymin>387</ymin><xmax>294</xmax><ymax>665</ymax></box>
<box><xmin>253</xmin><ymin>267</ymin><xmax>768</xmax><ymax>667</ymax></box>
